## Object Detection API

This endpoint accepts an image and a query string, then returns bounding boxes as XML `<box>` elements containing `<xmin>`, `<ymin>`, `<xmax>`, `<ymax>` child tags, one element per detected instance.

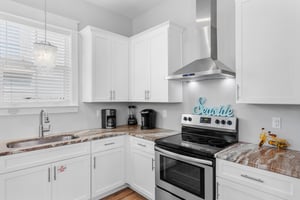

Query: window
<box><xmin>0</xmin><ymin>14</ymin><xmax>78</xmax><ymax>113</ymax></box>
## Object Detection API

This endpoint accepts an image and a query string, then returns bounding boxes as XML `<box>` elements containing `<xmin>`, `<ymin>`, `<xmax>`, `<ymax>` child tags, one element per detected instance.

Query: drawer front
<box><xmin>92</xmin><ymin>136</ymin><xmax>125</xmax><ymax>152</ymax></box>
<box><xmin>217</xmin><ymin>159</ymin><xmax>294</xmax><ymax>198</ymax></box>
<box><xmin>130</xmin><ymin>136</ymin><xmax>154</xmax><ymax>154</ymax></box>
<box><xmin>0</xmin><ymin>142</ymin><xmax>90</xmax><ymax>174</ymax></box>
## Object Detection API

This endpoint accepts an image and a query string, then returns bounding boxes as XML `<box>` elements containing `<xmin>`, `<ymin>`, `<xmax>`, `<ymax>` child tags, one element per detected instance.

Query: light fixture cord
<box><xmin>44</xmin><ymin>0</ymin><xmax>47</xmax><ymax>44</ymax></box>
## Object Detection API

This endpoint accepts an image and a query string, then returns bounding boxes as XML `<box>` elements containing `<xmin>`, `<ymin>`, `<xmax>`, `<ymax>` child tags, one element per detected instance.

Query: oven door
<box><xmin>155</xmin><ymin>146</ymin><xmax>213</xmax><ymax>200</ymax></box>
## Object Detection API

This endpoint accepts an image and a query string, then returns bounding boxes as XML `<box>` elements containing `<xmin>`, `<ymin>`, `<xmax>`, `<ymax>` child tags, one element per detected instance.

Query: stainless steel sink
<box><xmin>7</xmin><ymin>135</ymin><xmax>79</xmax><ymax>148</ymax></box>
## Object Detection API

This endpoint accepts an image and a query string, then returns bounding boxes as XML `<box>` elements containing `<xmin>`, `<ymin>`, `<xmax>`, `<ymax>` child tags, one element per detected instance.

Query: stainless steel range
<box><xmin>155</xmin><ymin>114</ymin><xmax>238</xmax><ymax>200</ymax></box>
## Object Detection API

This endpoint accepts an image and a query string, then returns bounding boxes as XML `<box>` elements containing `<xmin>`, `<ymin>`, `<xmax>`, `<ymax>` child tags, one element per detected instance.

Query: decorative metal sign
<box><xmin>193</xmin><ymin>97</ymin><xmax>234</xmax><ymax>117</ymax></box>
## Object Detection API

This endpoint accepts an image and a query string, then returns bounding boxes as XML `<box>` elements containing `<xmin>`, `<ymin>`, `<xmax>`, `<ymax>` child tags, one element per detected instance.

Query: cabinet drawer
<box><xmin>92</xmin><ymin>136</ymin><xmax>125</xmax><ymax>152</ymax></box>
<box><xmin>217</xmin><ymin>159</ymin><xmax>294</xmax><ymax>198</ymax></box>
<box><xmin>130</xmin><ymin>137</ymin><xmax>154</xmax><ymax>154</ymax></box>
<box><xmin>0</xmin><ymin>142</ymin><xmax>90</xmax><ymax>174</ymax></box>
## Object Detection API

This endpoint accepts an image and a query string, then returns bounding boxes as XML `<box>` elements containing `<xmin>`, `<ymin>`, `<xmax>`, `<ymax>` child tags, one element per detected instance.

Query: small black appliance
<box><xmin>140</xmin><ymin>109</ymin><xmax>156</xmax><ymax>129</ymax></box>
<box><xmin>101</xmin><ymin>109</ymin><xmax>116</xmax><ymax>129</ymax></box>
<box><xmin>128</xmin><ymin>105</ymin><xmax>137</xmax><ymax>125</ymax></box>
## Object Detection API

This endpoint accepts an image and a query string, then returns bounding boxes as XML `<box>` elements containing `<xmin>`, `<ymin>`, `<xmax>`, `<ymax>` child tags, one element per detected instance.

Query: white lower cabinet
<box><xmin>91</xmin><ymin>136</ymin><xmax>126</xmax><ymax>199</ymax></box>
<box><xmin>52</xmin><ymin>156</ymin><xmax>90</xmax><ymax>200</ymax></box>
<box><xmin>128</xmin><ymin>137</ymin><xmax>155</xmax><ymax>200</ymax></box>
<box><xmin>216</xmin><ymin>159</ymin><xmax>300</xmax><ymax>200</ymax></box>
<box><xmin>217</xmin><ymin>177</ymin><xmax>284</xmax><ymax>200</ymax></box>
<box><xmin>0</xmin><ymin>143</ymin><xmax>91</xmax><ymax>200</ymax></box>
<box><xmin>0</xmin><ymin>155</ymin><xmax>90</xmax><ymax>200</ymax></box>
<box><xmin>0</xmin><ymin>164</ymin><xmax>52</xmax><ymax>200</ymax></box>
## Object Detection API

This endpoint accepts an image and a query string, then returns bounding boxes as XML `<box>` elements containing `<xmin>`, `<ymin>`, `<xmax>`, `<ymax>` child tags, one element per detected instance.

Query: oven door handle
<box><xmin>155</xmin><ymin>146</ymin><xmax>213</xmax><ymax>166</ymax></box>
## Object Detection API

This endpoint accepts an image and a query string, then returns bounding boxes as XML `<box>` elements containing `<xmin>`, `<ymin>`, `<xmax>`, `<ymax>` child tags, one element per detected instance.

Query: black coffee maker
<box><xmin>140</xmin><ymin>109</ymin><xmax>156</xmax><ymax>129</ymax></box>
<box><xmin>101</xmin><ymin>109</ymin><xmax>116</xmax><ymax>129</ymax></box>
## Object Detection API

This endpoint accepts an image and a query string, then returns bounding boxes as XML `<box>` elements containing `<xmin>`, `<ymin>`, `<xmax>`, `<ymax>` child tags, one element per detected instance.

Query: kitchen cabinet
<box><xmin>0</xmin><ymin>143</ymin><xmax>91</xmax><ymax>200</ymax></box>
<box><xmin>81</xmin><ymin>26</ymin><xmax>129</xmax><ymax>102</ymax></box>
<box><xmin>129</xmin><ymin>21</ymin><xmax>183</xmax><ymax>102</ymax></box>
<box><xmin>128</xmin><ymin>137</ymin><xmax>155</xmax><ymax>199</ymax></box>
<box><xmin>52</xmin><ymin>156</ymin><xmax>90</xmax><ymax>200</ymax></box>
<box><xmin>216</xmin><ymin>159</ymin><xmax>300</xmax><ymax>200</ymax></box>
<box><xmin>235</xmin><ymin>0</ymin><xmax>300</xmax><ymax>104</ymax></box>
<box><xmin>91</xmin><ymin>136</ymin><xmax>126</xmax><ymax>199</ymax></box>
<box><xmin>0</xmin><ymin>164</ymin><xmax>52</xmax><ymax>200</ymax></box>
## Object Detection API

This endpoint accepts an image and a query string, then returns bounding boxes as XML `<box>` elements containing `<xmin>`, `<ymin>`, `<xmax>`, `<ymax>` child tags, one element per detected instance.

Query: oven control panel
<box><xmin>181</xmin><ymin>114</ymin><xmax>237</xmax><ymax>131</ymax></box>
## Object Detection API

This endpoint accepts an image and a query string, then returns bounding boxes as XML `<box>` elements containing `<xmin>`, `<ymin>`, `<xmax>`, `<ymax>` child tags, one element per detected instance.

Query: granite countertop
<box><xmin>0</xmin><ymin>125</ymin><xmax>178</xmax><ymax>157</ymax></box>
<box><xmin>216</xmin><ymin>142</ymin><xmax>300</xmax><ymax>179</ymax></box>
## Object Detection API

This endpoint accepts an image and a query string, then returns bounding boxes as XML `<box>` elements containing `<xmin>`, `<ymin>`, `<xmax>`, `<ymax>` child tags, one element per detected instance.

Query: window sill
<box><xmin>0</xmin><ymin>105</ymin><xmax>79</xmax><ymax>116</ymax></box>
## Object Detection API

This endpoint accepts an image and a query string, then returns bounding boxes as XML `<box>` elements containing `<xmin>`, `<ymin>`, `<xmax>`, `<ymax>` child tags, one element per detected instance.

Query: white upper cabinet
<box><xmin>81</xmin><ymin>26</ymin><xmax>129</xmax><ymax>102</ymax></box>
<box><xmin>130</xmin><ymin>22</ymin><xmax>183</xmax><ymax>102</ymax></box>
<box><xmin>236</xmin><ymin>0</ymin><xmax>300</xmax><ymax>104</ymax></box>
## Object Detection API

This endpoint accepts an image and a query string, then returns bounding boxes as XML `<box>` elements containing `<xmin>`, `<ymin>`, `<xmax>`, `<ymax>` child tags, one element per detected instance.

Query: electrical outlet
<box><xmin>272</xmin><ymin>117</ymin><xmax>281</xmax><ymax>129</ymax></box>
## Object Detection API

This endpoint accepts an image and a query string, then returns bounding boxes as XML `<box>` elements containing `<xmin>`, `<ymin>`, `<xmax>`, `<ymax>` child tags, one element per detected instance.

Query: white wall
<box><xmin>132</xmin><ymin>0</ymin><xmax>300</xmax><ymax>151</ymax></box>
<box><xmin>10</xmin><ymin>0</ymin><xmax>132</xmax><ymax>36</ymax></box>
<box><xmin>0</xmin><ymin>0</ymin><xmax>130</xmax><ymax>141</ymax></box>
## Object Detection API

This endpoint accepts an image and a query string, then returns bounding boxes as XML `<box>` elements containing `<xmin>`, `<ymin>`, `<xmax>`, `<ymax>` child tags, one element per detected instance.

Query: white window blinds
<box><xmin>0</xmin><ymin>18</ymin><xmax>72</xmax><ymax>107</ymax></box>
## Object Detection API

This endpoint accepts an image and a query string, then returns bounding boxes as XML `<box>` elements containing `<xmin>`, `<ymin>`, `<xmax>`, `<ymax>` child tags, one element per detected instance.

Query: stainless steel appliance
<box><xmin>128</xmin><ymin>105</ymin><xmax>137</xmax><ymax>125</ymax></box>
<box><xmin>166</xmin><ymin>0</ymin><xmax>235</xmax><ymax>81</ymax></box>
<box><xmin>101</xmin><ymin>109</ymin><xmax>116</xmax><ymax>129</ymax></box>
<box><xmin>140</xmin><ymin>109</ymin><xmax>156</xmax><ymax>129</ymax></box>
<box><xmin>155</xmin><ymin>114</ymin><xmax>238</xmax><ymax>200</ymax></box>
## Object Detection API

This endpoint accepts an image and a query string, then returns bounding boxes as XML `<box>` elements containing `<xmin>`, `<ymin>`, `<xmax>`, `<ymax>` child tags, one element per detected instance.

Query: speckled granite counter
<box><xmin>216</xmin><ymin>143</ymin><xmax>300</xmax><ymax>179</ymax></box>
<box><xmin>0</xmin><ymin>125</ymin><xmax>178</xmax><ymax>157</ymax></box>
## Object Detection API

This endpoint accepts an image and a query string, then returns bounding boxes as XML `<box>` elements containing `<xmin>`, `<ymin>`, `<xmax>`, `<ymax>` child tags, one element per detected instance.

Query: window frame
<box><xmin>0</xmin><ymin>12</ymin><xmax>79</xmax><ymax>115</ymax></box>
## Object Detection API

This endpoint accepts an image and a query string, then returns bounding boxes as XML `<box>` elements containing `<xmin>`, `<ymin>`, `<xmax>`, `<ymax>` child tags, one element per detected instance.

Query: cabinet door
<box><xmin>93</xmin><ymin>33</ymin><xmax>112</xmax><ymax>101</ymax></box>
<box><xmin>52</xmin><ymin>155</ymin><xmax>90</xmax><ymax>200</ymax></box>
<box><xmin>217</xmin><ymin>178</ymin><xmax>284</xmax><ymax>200</ymax></box>
<box><xmin>148</xmin><ymin>30</ymin><xmax>169</xmax><ymax>102</ymax></box>
<box><xmin>236</xmin><ymin>0</ymin><xmax>300</xmax><ymax>104</ymax></box>
<box><xmin>0</xmin><ymin>165</ymin><xmax>51</xmax><ymax>200</ymax></box>
<box><xmin>92</xmin><ymin>147</ymin><xmax>125</xmax><ymax>198</ymax></box>
<box><xmin>131</xmin><ymin>149</ymin><xmax>155</xmax><ymax>199</ymax></box>
<box><xmin>130</xmin><ymin>37</ymin><xmax>150</xmax><ymax>101</ymax></box>
<box><xmin>112</xmin><ymin>37</ymin><xmax>129</xmax><ymax>101</ymax></box>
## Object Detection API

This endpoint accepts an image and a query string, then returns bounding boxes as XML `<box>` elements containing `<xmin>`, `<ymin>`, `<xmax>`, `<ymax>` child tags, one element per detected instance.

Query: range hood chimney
<box><xmin>166</xmin><ymin>0</ymin><xmax>235</xmax><ymax>81</ymax></box>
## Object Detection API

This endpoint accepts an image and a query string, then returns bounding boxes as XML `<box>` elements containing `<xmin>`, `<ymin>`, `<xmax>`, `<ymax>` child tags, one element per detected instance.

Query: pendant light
<box><xmin>33</xmin><ymin>0</ymin><xmax>57</xmax><ymax>69</ymax></box>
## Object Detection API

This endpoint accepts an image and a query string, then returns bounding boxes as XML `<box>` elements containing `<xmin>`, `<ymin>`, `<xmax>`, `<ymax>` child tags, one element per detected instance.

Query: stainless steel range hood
<box><xmin>166</xmin><ymin>0</ymin><xmax>235</xmax><ymax>81</ymax></box>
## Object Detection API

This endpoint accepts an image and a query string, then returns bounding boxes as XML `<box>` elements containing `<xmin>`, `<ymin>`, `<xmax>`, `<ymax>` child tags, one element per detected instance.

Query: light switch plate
<box><xmin>272</xmin><ymin>117</ymin><xmax>281</xmax><ymax>129</ymax></box>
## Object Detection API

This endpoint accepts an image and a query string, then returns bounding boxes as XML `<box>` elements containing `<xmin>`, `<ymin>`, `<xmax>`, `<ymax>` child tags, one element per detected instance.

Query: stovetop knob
<box><xmin>227</xmin><ymin>120</ymin><xmax>232</xmax><ymax>126</ymax></box>
<box><xmin>183</xmin><ymin>116</ymin><xmax>188</xmax><ymax>121</ymax></box>
<box><xmin>188</xmin><ymin>117</ymin><xmax>192</xmax><ymax>122</ymax></box>
<box><xmin>221</xmin><ymin>120</ymin><xmax>226</xmax><ymax>125</ymax></box>
<box><xmin>215</xmin><ymin>119</ymin><xmax>220</xmax><ymax>124</ymax></box>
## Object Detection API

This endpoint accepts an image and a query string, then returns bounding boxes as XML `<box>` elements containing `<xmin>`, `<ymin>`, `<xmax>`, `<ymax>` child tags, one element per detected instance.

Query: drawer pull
<box><xmin>241</xmin><ymin>174</ymin><xmax>264</xmax><ymax>183</ymax></box>
<box><xmin>104</xmin><ymin>142</ymin><xmax>115</xmax><ymax>146</ymax></box>
<box><xmin>138</xmin><ymin>143</ymin><xmax>146</xmax><ymax>148</ymax></box>
<box><xmin>152</xmin><ymin>158</ymin><xmax>155</xmax><ymax>171</ymax></box>
<box><xmin>94</xmin><ymin>157</ymin><xmax>96</xmax><ymax>169</ymax></box>
<box><xmin>48</xmin><ymin>167</ymin><xmax>51</xmax><ymax>182</ymax></box>
<box><xmin>54</xmin><ymin>166</ymin><xmax>57</xmax><ymax>181</ymax></box>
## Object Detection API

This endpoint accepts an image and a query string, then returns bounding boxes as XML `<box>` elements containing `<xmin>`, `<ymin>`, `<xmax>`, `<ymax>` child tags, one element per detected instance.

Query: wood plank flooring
<box><xmin>101</xmin><ymin>188</ymin><xmax>147</xmax><ymax>200</ymax></box>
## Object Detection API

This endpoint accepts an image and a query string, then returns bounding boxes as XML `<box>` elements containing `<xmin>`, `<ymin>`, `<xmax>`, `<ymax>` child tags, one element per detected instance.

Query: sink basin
<box><xmin>7</xmin><ymin>135</ymin><xmax>79</xmax><ymax>148</ymax></box>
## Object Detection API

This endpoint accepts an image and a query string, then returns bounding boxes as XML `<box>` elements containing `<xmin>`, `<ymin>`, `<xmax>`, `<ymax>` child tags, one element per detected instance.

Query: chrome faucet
<box><xmin>39</xmin><ymin>109</ymin><xmax>51</xmax><ymax>137</ymax></box>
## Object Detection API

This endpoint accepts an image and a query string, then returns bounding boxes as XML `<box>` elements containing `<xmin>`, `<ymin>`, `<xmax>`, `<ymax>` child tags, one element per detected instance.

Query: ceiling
<box><xmin>84</xmin><ymin>0</ymin><xmax>165</xmax><ymax>19</ymax></box>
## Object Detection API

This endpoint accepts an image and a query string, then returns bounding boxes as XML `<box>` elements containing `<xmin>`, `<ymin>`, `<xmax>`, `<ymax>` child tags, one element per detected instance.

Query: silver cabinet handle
<box><xmin>138</xmin><ymin>143</ymin><xmax>146</xmax><ymax>148</ymax></box>
<box><xmin>110</xmin><ymin>90</ymin><xmax>113</xmax><ymax>100</ymax></box>
<box><xmin>147</xmin><ymin>90</ymin><xmax>150</xmax><ymax>100</ymax></box>
<box><xmin>216</xmin><ymin>181</ymin><xmax>220</xmax><ymax>200</ymax></box>
<box><xmin>54</xmin><ymin>166</ymin><xmax>56</xmax><ymax>181</ymax></box>
<box><xmin>241</xmin><ymin>174</ymin><xmax>264</xmax><ymax>183</ymax></box>
<box><xmin>104</xmin><ymin>142</ymin><xmax>115</xmax><ymax>146</ymax></box>
<box><xmin>113</xmin><ymin>90</ymin><xmax>116</xmax><ymax>100</ymax></box>
<box><xmin>48</xmin><ymin>167</ymin><xmax>51</xmax><ymax>182</ymax></box>
<box><xmin>93</xmin><ymin>157</ymin><xmax>96</xmax><ymax>169</ymax></box>
<box><xmin>152</xmin><ymin>158</ymin><xmax>155</xmax><ymax>171</ymax></box>
<box><xmin>145</xmin><ymin>90</ymin><xmax>147</xmax><ymax>100</ymax></box>
<box><xmin>236</xmin><ymin>84</ymin><xmax>240</xmax><ymax>100</ymax></box>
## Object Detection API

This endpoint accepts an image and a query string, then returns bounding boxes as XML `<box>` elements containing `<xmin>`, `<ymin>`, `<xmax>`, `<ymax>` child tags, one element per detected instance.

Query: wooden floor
<box><xmin>101</xmin><ymin>188</ymin><xmax>147</xmax><ymax>200</ymax></box>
